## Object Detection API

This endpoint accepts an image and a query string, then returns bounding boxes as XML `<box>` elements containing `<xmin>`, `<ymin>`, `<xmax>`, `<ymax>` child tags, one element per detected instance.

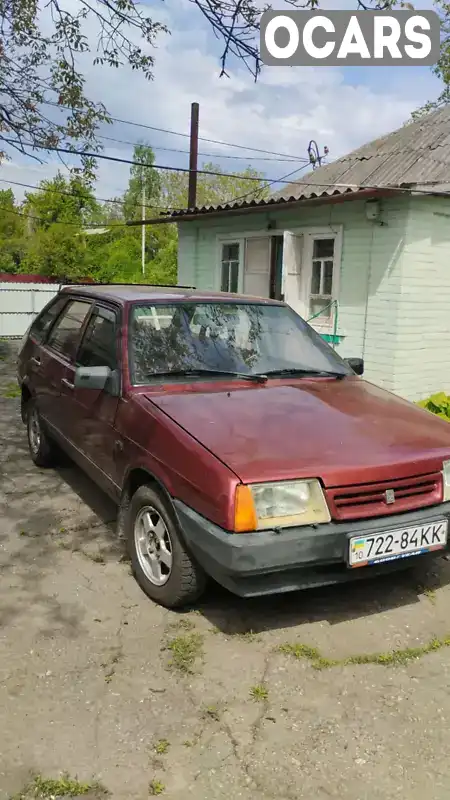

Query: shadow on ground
<box><xmin>194</xmin><ymin>555</ymin><xmax>450</xmax><ymax>635</ymax></box>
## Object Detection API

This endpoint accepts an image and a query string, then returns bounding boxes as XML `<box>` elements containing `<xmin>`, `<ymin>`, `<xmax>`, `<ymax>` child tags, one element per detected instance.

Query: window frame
<box><xmin>303</xmin><ymin>230</ymin><xmax>341</xmax><ymax>333</ymax></box>
<box><xmin>29</xmin><ymin>295</ymin><xmax>69</xmax><ymax>345</ymax></box>
<box><xmin>216</xmin><ymin>237</ymin><xmax>245</xmax><ymax>294</ymax></box>
<box><xmin>215</xmin><ymin>226</ymin><xmax>342</xmax><ymax>334</ymax></box>
<box><xmin>308</xmin><ymin>236</ymin><xmax>337</xmax><ymax>325</ymax></box>
<box><xmin>44</xmin><ymin>296</ymin><xmax>94</xmax><ymax>363</ymax></box>
<box><xmin>75</xmin><ymin>301</ymin><xmax>122</xmax><ymax>384</ymax></box>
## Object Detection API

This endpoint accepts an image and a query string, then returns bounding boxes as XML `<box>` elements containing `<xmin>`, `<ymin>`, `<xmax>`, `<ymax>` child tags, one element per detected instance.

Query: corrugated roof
<box><xmin>166</xmin><ymin>105</ymin><xmax>450</xmax><ymax>220</ymax></box>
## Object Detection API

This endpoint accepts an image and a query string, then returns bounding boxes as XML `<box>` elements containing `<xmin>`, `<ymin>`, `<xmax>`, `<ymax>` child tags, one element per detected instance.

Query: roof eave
<box><xmin>131</xmin><ymin>187</ymin><xmax>402</xmax><ymax>226</ymax></box>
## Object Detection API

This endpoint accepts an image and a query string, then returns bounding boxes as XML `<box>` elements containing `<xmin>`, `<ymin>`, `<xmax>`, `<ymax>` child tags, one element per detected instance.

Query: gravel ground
<box><xmin>2</xmin><ymin>339</ymin><xmax>450</xmax><ymax>800</ymax></box>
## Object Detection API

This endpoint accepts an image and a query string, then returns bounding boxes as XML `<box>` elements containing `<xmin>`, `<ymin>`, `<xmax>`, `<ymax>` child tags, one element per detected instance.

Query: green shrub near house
<box><xmin>416</xmin><ymin>393</ymin><xmax>450</xmax><ymax>421</ymax></box>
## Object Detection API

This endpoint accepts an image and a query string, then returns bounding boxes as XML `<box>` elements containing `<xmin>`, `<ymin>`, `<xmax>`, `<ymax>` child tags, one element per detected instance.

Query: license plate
<box><xmin>349</xmin><ymin>520</ymin><xmax>448</xmax><ymax>568</ymax></box>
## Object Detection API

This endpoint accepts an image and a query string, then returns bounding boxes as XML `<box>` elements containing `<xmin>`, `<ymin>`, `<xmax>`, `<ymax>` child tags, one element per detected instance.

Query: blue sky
<box><xmin>0</xmin><ymin>0</ymin><xmax>443</xmax><ymax>206</ymax></box>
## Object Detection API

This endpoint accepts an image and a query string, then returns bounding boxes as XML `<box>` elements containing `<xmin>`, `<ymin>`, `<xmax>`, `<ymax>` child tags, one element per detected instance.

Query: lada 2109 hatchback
<box><xmin>16</xmin><ymin>284</ymin><xmax>450</xmax><ymax>608</ymax></box>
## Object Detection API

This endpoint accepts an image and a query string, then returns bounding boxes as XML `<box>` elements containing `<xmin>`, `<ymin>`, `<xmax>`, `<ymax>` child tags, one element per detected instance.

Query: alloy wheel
<box><xmin>134</xmin><ymin>505</ymin><xmax>173</xmax><ymax>586</ymax></box>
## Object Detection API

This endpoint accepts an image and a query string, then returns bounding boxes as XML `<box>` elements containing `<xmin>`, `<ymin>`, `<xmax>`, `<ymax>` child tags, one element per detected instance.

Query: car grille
<box><xmin>326</xmin><ymin>472</ymin><xmax>443</xmax><ymax>521</ymax></box>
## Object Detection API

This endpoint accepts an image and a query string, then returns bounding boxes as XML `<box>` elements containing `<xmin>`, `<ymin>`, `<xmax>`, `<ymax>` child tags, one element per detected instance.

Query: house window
<box><xmin>221</xmin><ymin>243</ymin><xmax>240</xmax><ymax>293</ymax></box>
<box><xmin>309</xmin><ymin>238</ymin><xmax>335</xmax><ymax>321</ymax></box>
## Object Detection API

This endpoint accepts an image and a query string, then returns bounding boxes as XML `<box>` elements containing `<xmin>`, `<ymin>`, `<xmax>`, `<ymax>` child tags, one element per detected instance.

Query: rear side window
<box><xmin>29</xmin><ymin>296</ymin><xmax>67</xmax><ymax>344</ymax></box>
<box><xmin>76</xmin><ymin>306</ymin><xmax>119</xmax><ymax>371</ymax></box>
<box><xmin>46</xmin><ymin>299</ymin><xmax>92</xmax><ymax>361</ymax></box>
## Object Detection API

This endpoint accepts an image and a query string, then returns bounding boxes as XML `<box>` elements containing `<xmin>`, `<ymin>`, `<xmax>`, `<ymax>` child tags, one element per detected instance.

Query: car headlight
<box><xmin>443</xmin><ymin>461</ymin><xmax>450</xmax><ymax>501</ymax></box>
<box><xmin>233</xmin><ymin>479</ymin><xmax>331</xmax><ymax>532</ymax></box>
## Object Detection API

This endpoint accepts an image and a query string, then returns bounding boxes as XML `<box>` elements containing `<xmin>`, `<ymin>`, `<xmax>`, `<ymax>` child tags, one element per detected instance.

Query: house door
<box><xmin>243</xmin><ymin>237</ymin><xmax>271</xmax><ymax>297</ymax></box>
<box><xmin>282</xmin><ymin>232</ymin><xmax>305</xmax><ymax>317</ymax></box>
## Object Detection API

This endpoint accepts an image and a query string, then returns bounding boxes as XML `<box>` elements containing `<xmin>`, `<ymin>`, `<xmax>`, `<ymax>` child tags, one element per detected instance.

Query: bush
<box><xmin>416</xmin><ymin>392</ymin><xmax>450</xmax><ymax>421</ymax></box>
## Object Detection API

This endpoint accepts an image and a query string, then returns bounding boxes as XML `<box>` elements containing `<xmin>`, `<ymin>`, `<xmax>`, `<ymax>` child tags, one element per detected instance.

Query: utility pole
<box><xmin>188</xmin><ymin>102</ymin><xmax>199</xmax><ymax>209</ymax></box>
<box><xmin>141</xmin><ymin>168</ymin><xmax>146</xmax><ymax>277</ymax></box>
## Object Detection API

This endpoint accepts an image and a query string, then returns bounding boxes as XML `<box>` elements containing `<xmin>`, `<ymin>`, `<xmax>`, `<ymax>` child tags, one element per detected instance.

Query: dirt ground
<box><xmin>2</xmin><ymin>339</ymin><xmax>450</xmax><ymax>800</ymax></box>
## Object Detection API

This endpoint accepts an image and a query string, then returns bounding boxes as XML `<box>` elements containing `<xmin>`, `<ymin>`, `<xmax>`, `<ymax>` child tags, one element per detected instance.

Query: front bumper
<box><xmin>173</xmin><ymin>499</ymin><xmax>450</xmax><ymax>598</ymax></box>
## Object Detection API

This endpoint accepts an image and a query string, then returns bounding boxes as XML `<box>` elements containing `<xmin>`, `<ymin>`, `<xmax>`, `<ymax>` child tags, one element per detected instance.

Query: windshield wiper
<box><xmin>261</xmin><ymin>368</ymin><xmax>346</xmax><ymax>379</ymax></box>
<box><xmin>152</xmin><ymin>368</ymin><xmax>268</xmax><ymax>383</ymax></box>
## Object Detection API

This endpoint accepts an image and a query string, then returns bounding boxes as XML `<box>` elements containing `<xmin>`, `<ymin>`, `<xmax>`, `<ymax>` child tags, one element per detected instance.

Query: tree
<box><xmin>0</xmin><ymin>0</ymin><xmax>275</xmax><ymax>173</ymax></box>
<box><xmin>20</xmin><ymin>172</ymin><xmax>101</xmax><ymax>279</ymax></box>
<box><xmin>21</xmin><ymin>224</ymin><xmax>91</xmax><ymax>280</ymax></box>
<box><xmin>0</xmin><ymin>0</ymin><xmax>445</xmax><ymax>174</ymax></box>
<box><xmin>0</xmin><ymin>189</ymin><xmax>25</xmax><ymax>272</ymax></box>
<box><xmin>414</xmin><ymin>0</ymin><xmax>450</xmax><ymax>114</ymax></box>
<box><xmin>160</xmin><ymin>162</ymin><xmax>270</xmax><ymax>210</ymax></box>
<box><xmin>122</xmin><ymin>144</ymin><xmax>162</xmax><ymax>221</ymax></box>
<box><xmin>23</xmin><ymin>172</ymin><xmax>101</xmax><ymax>229</ymax></box>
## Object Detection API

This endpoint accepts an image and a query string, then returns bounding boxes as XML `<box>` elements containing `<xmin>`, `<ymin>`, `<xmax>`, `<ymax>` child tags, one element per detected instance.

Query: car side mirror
<box><xmin>345</xmin><ymin>357</ymin><xmax>364</xmax><ymax>376</ymax></box>
<box><xmin>74</xmin><ymin>365</ymin><xmax>119</xmax><ymax>395</ymax></box>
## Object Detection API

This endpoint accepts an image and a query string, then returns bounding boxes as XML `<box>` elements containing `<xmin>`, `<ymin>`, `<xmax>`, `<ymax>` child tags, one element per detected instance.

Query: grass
<box><xmin>202</xmin><ymin>704</ymin><xmax>221</xmax><ymax>721</ymax></box>
<box><xmin>423</xmin><ymin>587</ymin><xmax>437</xmax><ymax>605</ymax></box>
<box><xmin>278</xmin><ymin>635</ymin><xmax>450</xmax><ymax>670</ymax></box>
<box><xmin>149</xmin><ymin>779</ymin><xmax>165</xmax><ymax>795</ymax></box>
<box><xmin>2</xmin><ymin>382</ymin><xmax>21</xmax><ymax>398</ymax></box>
<box><xmin>12</xmin><ymin>773</ymin><xmax>107</xmax><ymax>799</ymax></box>
<box><xmin>86</xmin><ymin>551</ymin><xmax>106</xmax><ymax>564</ymax></box>
<box><xmin>165</xmin><ymin>632</ymin><xmax>204</xmax><ymax>674</ymax></box>
<box><xmin>100</xmin><ymin>649</ymin><xmax>122</xmax><ymax>683</ymax></box>
<box><xmin>249</xmin><ymin>684</ymin><xmax>269</xmax><ymax>701</ymax></box>
<box><xmin>167</xmin><ymin>617</ymin><xmax>195</xmax><ymax>632</ymax></box>
<box><xmin>237</xmin><ymin>629</ymin><xmax>260</xmax><ymax>642</ymax></box>
<box><xmin>154</xmin><ymin>739</ymin><xmax>170</xmax><ymax>755</ymax></box>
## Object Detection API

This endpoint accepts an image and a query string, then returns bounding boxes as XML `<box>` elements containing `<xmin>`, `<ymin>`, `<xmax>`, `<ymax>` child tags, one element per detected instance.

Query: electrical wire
<box><xmin>1</xmin><ymin>137</ymin><xmax>284</xmax><ymax>181</ymax></box>
<box><xmin>0</xmin><ymin>177</ymin><xmax>184</xmax><ymax>212</ymax></box>
<box><xmin>97</xmin><ymin>133</ymin><xmax>304</xmax><ymax>163</ymax></box>
<box><xmin>0</xmin><ymin>203</ymin><xmax>129</xmax><ymax>228</ymax></box>
<box><xmin>224</xmin><ymin>162</ymin><xmax>315</xmax><ymax>206</ymax></box>
<box><xmin>41</xmin><ymin>99</ymin><xmax>311</xmax><ymax>161</ymax></box>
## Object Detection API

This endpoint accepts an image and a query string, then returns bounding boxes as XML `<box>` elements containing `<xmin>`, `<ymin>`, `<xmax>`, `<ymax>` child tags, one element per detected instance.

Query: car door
<box><xmin>21</xmin><ymin>295</ymin><xmax>69</xmax><ymax>417</ymax></box>
<box><xmin>40</xmin><ymin>298</ymin><xmax>93</xmax><ymax>437</ymax></box>
<box><xmin>69</xmin><ymin>302</ymin><xmax>122</xmax><ymax>489</ymax></box>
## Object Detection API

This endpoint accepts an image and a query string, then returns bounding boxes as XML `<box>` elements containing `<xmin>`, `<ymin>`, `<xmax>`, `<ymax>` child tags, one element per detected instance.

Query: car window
<box><xmin>29</xmin><ymin>296</ymin><xmax>68</xmax><ymax>344</ymax></box>
<box><xmin>46</xmin><ymin>299</ymin><xmax>92</xmax><ymax>361</ymax></box>
<box><xmin>133</xmin><ymin>306</ymin><xmax>176</xmax><ymax>330</ymax></box>
<box><xmin>76</xmin><ymin>306</ymin><xmax>119</xmax><ymax>371</ymax></box>
<box><xmin>129</xmin><ymin>301</ymin><xmax>351</xmax><ymax>384</ymax></box>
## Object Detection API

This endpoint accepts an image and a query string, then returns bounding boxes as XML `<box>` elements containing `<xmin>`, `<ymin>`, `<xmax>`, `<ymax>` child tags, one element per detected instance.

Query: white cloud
<box><xmin>0</xmin><ymin>0</ymin><xmax>442</xmax><ymax>206</ymax></box>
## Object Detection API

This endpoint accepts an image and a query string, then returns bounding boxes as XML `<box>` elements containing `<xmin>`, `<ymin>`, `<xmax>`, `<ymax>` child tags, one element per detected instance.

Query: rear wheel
<box><xmin>127</xmin><ymin>484</ymin><xmax>206</xmax><ymax>609</ymax></box>
<box><xmin>26</xmin><ymin>399</ymin><xmax>58</xmax><ymax>467</ymax></box>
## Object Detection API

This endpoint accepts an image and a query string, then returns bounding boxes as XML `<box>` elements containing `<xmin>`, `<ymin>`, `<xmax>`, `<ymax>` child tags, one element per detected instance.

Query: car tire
<box><xmin>127</xmin><ymin>484</ymin><xmax>206</xmax><ymax>609</ymax></box>
<box><xmin>26</xmin><ymin>398</ymin><xmax>58</xmax><ymax>467</ymax></box>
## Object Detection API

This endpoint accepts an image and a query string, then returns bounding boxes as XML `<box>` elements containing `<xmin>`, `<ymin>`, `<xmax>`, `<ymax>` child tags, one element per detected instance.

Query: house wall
<box><xmin>393</xmin><ymin>196</ymin><xmax>450</xmax><ymax>401</ymax></box>
<box><xmin>177</xmin><ymin>196</ymin><xmax>410</xmax><ymax>392</ymax></box>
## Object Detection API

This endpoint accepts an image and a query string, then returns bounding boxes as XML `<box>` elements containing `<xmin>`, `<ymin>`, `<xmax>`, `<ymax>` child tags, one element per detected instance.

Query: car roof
<box><xmin>59</xmin><ymin>284</ymin><xmax>286</xmax><ymax>306</ymax></box>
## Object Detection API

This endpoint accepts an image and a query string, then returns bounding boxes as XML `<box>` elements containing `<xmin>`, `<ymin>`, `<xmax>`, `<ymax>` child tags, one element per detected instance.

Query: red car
<box><xmin>17</xmin><ymin>284</ymin><xmax>450</xmax><ymax>608</ymax></box>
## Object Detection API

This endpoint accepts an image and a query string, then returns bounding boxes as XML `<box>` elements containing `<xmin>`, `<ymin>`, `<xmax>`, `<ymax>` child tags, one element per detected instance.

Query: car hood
<box><xmin>144</xmin><ymin>377</ymin><xmax>450</xmax><ymax>486</ymax></box>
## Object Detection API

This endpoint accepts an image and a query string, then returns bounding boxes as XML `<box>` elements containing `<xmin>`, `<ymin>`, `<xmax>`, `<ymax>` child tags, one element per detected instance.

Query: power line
<box><xmin>225</xmin><ymin>162</ymin><xmax>314</xmax><ymax>206</ymax></box>
<box><xmin>0</xmin><ymin>177</ymin><xmax>184</xmax><ymax>213</ymax></box>
<box><xmin>98</xmin><ymin>133</ymin><xmax>303</xmax><ymax>163</ymax></box>
<box><xmin>41</xmin><ymin>99</ymin><xmax>309</xmax><ymax>161</ymax></box>
<box><xmin>1</xmin><ymin>137</ymin><xmax>279</xmax><ymax>181</ymax></box>
<box><xmin>0</xmin><ymin>203</ymin><xmax>129</xmax><ymax>229</ymax></box>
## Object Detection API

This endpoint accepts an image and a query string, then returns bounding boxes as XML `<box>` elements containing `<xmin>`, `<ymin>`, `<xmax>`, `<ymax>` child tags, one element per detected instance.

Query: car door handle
<box><xmin>61</xmin><ymin>377</ymin><xmax>74</xmax><ymax>390</ymax></box>
<box><xmin>31</xmin><ymin>356</ymin><xmax>41</xmax><ymax>366</ymax></box>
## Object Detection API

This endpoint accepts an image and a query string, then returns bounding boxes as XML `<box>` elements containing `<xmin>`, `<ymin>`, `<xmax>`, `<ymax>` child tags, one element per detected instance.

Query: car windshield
<box><xmin>128</xmin><ymin>301</ymin><xmax>352</xmax><ymax>384</ymax></box>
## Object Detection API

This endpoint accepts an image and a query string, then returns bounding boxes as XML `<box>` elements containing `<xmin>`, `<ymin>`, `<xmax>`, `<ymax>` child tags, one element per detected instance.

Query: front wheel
<box><xmin>127</xmin><ymin>484</ymin><xmax>206</xmax><ymax>609</ymax></box>
<box><xmin>26</xmin><ymin>399</ymin><xmax>58</xmax><ymax>467</ymax></box>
